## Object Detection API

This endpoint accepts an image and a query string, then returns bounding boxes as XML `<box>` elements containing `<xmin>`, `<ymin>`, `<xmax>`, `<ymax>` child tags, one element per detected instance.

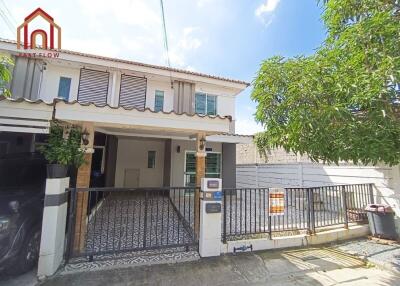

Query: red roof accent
<box><xmin>24</xmin><ymin>8</ymin><xmax>54</xmax><ymax>21</ymax></box>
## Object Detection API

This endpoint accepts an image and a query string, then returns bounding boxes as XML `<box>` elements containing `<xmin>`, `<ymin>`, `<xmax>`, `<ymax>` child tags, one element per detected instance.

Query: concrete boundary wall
<box><xmin>221</xmin><ymin>224</ymin><xmax>369</xmax><ymax>254</ymax></box>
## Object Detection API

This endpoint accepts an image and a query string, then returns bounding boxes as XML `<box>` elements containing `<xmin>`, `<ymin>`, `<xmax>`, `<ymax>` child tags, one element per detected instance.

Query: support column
<box><xmin>73</xmin><ymin>123</ymin><xmax>94</xmax><ymax>253</ymax></box>
<box><xmin>38</xmin><ymin>177</ymin><xmax>70</xmax><ymax>278</ymax></box>
<box><xmin>199</xmin><ymin>178</ymin><xmax>222</xmax><ymax>257</ymax></box>
<box><xmin>194</xmin><ymin>132</ymin><xmax>206</xmax><ymax>237</ymax></box>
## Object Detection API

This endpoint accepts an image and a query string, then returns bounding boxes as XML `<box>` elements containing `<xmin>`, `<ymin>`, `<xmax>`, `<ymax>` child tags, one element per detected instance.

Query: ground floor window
<box><xmin>184</xmin><ymin>151</ymin><xmax>221</xmax><ymax>187</ymax></box>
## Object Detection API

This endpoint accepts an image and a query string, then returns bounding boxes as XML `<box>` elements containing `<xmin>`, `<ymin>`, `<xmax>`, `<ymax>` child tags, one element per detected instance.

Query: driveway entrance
<box><xmin>66</xmin><ymin>187</ymin><xmax>198</xmax><ymax>262</ymax></box>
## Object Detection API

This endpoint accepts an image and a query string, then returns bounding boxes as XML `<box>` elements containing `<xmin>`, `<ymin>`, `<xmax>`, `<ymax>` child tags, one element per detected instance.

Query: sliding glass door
<box><xmin>184</xmin><ymin>151</ymin><xmax>221</xmax><ymax>187</ymax></box>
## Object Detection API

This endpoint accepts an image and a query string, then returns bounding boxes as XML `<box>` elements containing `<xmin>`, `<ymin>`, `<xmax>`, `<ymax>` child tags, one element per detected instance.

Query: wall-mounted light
<box><xmin>82</xmin><ymin>129</ymin><xmax>90</xmax><ymax>146</ymax></box>
<box><xmin>176</xmin><ymin>145</ymin><xmax>181</xmax><ymax>153</ymax></box>
<box><xmin>199</xmin><ymin>137</ymin><xmax>206</xmax><ymax>151</ymax></box>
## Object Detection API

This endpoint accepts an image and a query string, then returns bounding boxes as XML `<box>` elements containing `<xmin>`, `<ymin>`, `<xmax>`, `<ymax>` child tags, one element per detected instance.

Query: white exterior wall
<box><xmin>115</xmin><ymin>138</ymin><xmax>165</xmax><ymax>188</ymax></box>
<box><xmin>237</xmin><ymin>163</ymin><xmax>400</xmax><ymax>232</ymax></box>
<box><xmin>34</xmin><ymin>64</ymin><xmax>236</xmax><ymax>119</ymax></box>
<box><xmin>196</xmin><ymin>82</ymin><xmax>236</xmax><ymax>119</ymax></box>
<box><xmin>145</xmin><ymin>79</ymin><xmax>174</xmax><ymax>112</ymax></box>
<box><xmin>39</xmin><ymin>64</ymin><xmax>80</xmax><ymax>102</ymax></box>
<box><xmin>170</xmin><ymin>139</ymin><xmax>222</xmax><ymax>186</ymax></box>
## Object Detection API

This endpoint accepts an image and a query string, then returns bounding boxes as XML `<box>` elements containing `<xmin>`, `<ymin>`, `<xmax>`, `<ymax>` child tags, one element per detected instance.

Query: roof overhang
<box><xmin>0</xmin><ymin>39</ymin><xmax>249</xmax><ymax>92</ymax></box>
<box><xmin>0</xmin><ymin>97</ymin><xmax>246</xmax><ymax>138</ymax></box>
<box><xmin>54</xmin><ymin>101</ymin><xmax>231</xmax><ymax>135</ymax></box>
<box><xmin>0</xmin><ymin>97</ymin><xmax>52</xmax><ymax>133</ymax></box>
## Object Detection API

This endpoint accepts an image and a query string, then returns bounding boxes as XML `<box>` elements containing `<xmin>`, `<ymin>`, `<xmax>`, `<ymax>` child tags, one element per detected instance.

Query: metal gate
<box><xmin>66</xmin><ymin>187</ymin><xmax>199</xmax><ymax>262</ymax></box>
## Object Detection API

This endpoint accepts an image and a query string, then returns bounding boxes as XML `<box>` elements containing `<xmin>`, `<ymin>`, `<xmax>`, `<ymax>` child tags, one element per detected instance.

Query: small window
<box><xmin>206</xmin><ymin>95</ymin><xmax>217</xmax><ymax>115</ymax></box>
<box><xmin>154</xmin><ymin>90</ymin><xmax>164</xmax><ymax>112</ymax></box>
<box><xmin>147</xmin><ymin>151</ymin><xmax>156</xmax><ymax>168</ymax></box>
<box><xmin>195</xmin><ymin>92</ymin><xmax>217</xmax><ymax>115</ymax></box>
<box><xmin>57</xmin><ymin>77</ymin><xmax>71</xmax><ymax>101</ymax></box>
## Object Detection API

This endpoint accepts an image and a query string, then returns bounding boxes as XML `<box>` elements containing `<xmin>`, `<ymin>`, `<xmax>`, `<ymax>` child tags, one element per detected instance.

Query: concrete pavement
<box><xmin>40</xmin><ymin>246</ymin><xmax>400</xmax><ymax>286</ymax></box>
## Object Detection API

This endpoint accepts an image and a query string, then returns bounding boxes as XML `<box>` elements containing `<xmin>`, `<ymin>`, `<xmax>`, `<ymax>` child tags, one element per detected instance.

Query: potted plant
<box><xmin>39</xmin><ymin>123</ymin><xmax>86</xmax><ymax>178</ymax></box>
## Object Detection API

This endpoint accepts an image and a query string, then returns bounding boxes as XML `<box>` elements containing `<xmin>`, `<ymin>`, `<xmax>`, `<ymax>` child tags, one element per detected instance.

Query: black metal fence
<box><xmin>222</xmin><ymin>184</ymin><xmax>374</xmax><ymax>242</ymax></box>
<box><xmin>66</xmin><ymin>187</ymin><xmax>199</xmax><ymax>262</ymax></box>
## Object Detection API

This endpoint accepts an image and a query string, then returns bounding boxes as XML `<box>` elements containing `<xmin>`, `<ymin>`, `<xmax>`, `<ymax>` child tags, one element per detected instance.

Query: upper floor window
<box><xmin>57</xmin><ymin>77</ymin><xmax>71</xmax><ymax>101</ymax></box>
<box><xmin>154</xmin><ymin>90</ymin><xmax>164</xmax><ymax>112</ymax></box>
<box><xmin>195</xmin><ymin>92</ymin><xmax>217</xmax><ymax>116</ymax></box>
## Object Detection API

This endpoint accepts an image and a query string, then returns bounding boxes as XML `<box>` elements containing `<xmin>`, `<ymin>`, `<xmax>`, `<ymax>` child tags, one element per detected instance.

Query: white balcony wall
<box><xmin>146</xmin><ymin>79</ymin><xmax>174</xmax><ymax>112</ymax></box>
<box><xmin>196</xmin><ymin>82</ymin><xmax>236</xmax><ymax>119</ymax></box>
<box><xmin>35</xmin><ymin>63</ymin><xmax>236</xmax><ymax>119</ymax></box>
<box><xmin>39</xmin><ymin>64</ymin><xmax>80</xmax><ymax>103</ymax></box>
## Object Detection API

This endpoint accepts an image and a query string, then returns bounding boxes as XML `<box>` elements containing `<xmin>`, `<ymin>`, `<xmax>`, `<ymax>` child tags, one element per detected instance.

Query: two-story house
<box><xmin>0</xmin><ymin>38</ymin><xmax>250</xmax><ymax>189</ymax></box>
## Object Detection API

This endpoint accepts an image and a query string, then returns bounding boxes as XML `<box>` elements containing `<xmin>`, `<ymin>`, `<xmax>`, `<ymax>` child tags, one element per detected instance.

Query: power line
<box><xmin>159</xmin><ymin>0</ymin><xmax>171</xmax><ymax>68</ymax></box>
<box><xmin>159</xmin><ymin>0</ymin><xmax>173</xmax><ymax>88</ymax></box>
<box><xmin>0</xmin><ymin>0</ymin><xmax>17</xmax><ymax>26</ymax></box>
<box><xmin>0</xmin><ymin>7</ymin><xmax>15</xmax><ymax>36</ymax></box>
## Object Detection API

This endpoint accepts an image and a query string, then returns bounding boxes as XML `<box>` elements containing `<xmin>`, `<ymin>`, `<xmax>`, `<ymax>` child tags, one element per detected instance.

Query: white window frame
<box><xmin>183</xmin><ymin>150</ymin><xmax>222</xmax><ymax>187</ymax></box>
<box><xmin>195</xmin><ymin>92</ymin><xmax>217</xmax><ymax>116</ymax></box>
<box><xmin>154</xmin><ymin>90</ymin><xmax>164</xmax><ymax>112</ymax></box>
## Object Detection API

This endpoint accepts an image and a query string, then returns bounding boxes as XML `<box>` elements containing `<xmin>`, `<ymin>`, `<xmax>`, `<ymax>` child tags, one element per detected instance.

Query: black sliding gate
<box><xmin>66</xmin><ymin>187</ymin><xmax>199</xmax><ymax>262</ymax></box>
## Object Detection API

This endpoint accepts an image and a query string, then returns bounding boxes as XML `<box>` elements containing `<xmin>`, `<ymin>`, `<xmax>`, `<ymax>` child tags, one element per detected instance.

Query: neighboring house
<box><xmin>0</xmin><ymin>38</ymin><xmax>251</xmax><ymax>188</ymax></box>
<box><xmin>236</xmin><ymin>143</ymin><xmax>311</xmax><ymax>164</ymax></box>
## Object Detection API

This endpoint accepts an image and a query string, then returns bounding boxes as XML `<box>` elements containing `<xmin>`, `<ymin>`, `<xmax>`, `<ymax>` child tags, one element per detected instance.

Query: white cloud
<box><xmin>197</xmin><ymin>0</ymin><xmax>214</xmax><ymax>7</ymax></box>
<box><xmin>168</xmin><ymin>27</ymin><xmax>203</xmax><ymax>69</ymax></box>
<box><xmin>64</xmin><ymin>37</ymin><xmax>120</xmax><ymax>57</ymax></box>
<box><xmin>235</xmin><ymin>117</ymin><xmax>264</xmax><ymax>135</ymax></box>
<box><xmin>255</xmin><ymin>0</ymin><xmax>280</xmax><ymax>26</ymax></box>
<box><xmin>78</xmin><ymin>0</ymin><xmax>160</xmax><ymax>30</ymax></box>
<box><xmin>255</xmin><ymin>0</ymin><xmax>280</xmax><ymax>16</ymax></box>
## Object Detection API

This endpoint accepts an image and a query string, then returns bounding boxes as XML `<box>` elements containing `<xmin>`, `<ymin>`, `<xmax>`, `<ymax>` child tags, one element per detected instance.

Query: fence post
<box><xmin>223</xmin><ymin>189</ymin><xmax>227</xmax><ymax>244</ymax></box>
<box><xmin>268</xmin><ymin>188</ymin><xmax>272</xmax><ymax>239</ymax></box>
<box><xmin>368</xmin><ymin>184</ymin><xmax>374</xmax><ymax>204</ymax></box>
<box><xmin>341</xmin><ymin>185</ymin><xmax>349</xmax><ymax>229</ymax></box>
<box><xmin>143</xmin><ymin>191</ymin><xmax>149</xmax><ymax>248</ymax></box>
<box><xmin>307</xmin><ymin>188</ymin><xmax>315</xmax><ymax>234</ymax></box>
<box><xmin>38</xmin><ymin>178</ymin><xmax>70</xmax><ymax>278</ymax></box>
<box><xmin>65</xmin><ymin>188</ymin><xmax>77</xmax><ymax>263</ymax></box>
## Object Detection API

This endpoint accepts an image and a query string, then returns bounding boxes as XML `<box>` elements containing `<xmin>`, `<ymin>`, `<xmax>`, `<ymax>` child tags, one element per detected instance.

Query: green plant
<box><xmin>0</xmin><ymin>54</ymin><xmax>13</xmax><ymax>97</ymax></box>
<box><xmin>39</xmin><ymin>123</ymin><xmax>86</xmax><ymax>167</ymax></box>
<box><xmin>252</xmin><ymin>0</ymin><xmax>400</xmax><ymax>166</ymax></box>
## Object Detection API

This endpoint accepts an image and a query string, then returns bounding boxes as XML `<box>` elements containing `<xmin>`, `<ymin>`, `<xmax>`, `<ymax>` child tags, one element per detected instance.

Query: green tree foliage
<box><xmin>0</xmin><ymin>54</ymin><xmax>13</xmax><ymax>97</ymax></box>
<box><xmin>252</xmin><ymin>0</ymin><xmax>400</xmax><ymax>166</ymax></box>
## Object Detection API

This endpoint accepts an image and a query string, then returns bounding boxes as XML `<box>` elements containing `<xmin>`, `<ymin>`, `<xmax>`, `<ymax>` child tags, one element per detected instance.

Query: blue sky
<box><xmin>0</xmin><ymin>0</ymin><xmax>326</xmax><ymax>134</ymax></box>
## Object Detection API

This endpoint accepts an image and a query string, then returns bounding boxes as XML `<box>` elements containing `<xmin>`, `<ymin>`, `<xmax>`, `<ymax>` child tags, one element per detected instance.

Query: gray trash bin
<box><xmin>365</xmin><ymin>204</ymin><xmax>398</xmax><ymax>240</ymax></box>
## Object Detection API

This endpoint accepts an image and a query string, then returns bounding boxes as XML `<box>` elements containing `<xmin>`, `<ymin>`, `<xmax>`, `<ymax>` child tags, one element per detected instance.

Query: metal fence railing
<box><xmin>66</xmin><ymin>187</ymin><xmax>199</xmax><ymax>262</ymax></box>
<box><xmin>222</xmin><ymin>183</ymin><xmax>374</xmax><ymax>242</ymax></box>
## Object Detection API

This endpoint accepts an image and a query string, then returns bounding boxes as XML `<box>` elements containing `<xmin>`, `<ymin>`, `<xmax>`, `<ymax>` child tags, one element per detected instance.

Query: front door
<box><xmin>124</xmin><ymin>168</ymin><xmax>140</xmax><ymax>187</ymax></box>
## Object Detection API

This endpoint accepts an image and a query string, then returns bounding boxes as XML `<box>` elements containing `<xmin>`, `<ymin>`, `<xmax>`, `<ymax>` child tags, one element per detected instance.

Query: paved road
<box><xmin>41</xmin><ymin>247</ymin><xmax>400</xmax><ymax>286</ymax></box>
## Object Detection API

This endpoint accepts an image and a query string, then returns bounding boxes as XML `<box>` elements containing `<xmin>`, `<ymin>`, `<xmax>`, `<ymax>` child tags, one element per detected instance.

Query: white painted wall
<box><xmin>196</xmin><ymin>82</ymin><xmax>236</xmax><ymax>119</ymax></box>
<box><xmin>115</xmin><ymin>138</ymin><xmax>165</xmax><ymax>187</ymax></box>
<box><xmin>145</xmin><ymin>79</ymin><xmax>174</xmax><ymax>112</ymax></box>
<box><xmin>170</xmin><ymin>139</ymin><xmax>222</xmax><ymax>186</ymax></box>
<box><xmin>237</xmin><ymin>163</ymin><xmax>400</xmax><ymax>233</ymax></box>
<box><xmin>26</xmin><ymin>59</ymin><xmax>238</xmax><ymax>120</ymax></box>
<box><xmin>39</xmin><ymin>63</ymin><xmax>80</xmax><ymax>102</ymax></box>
